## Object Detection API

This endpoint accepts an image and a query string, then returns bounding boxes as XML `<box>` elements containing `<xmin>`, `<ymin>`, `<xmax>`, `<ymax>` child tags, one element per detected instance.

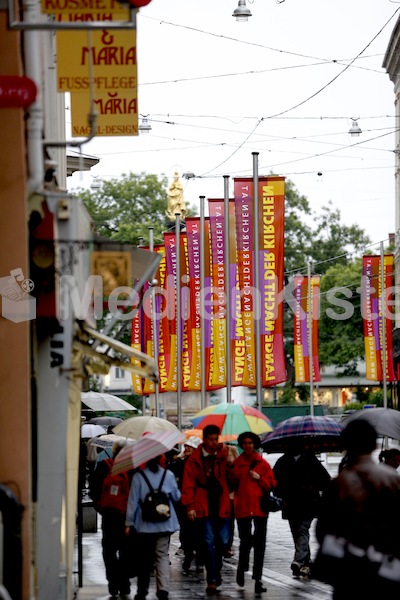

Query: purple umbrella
<box><xmin>260</xmin><ymin>415</ymin><xmax>343</xmax><ymax>454</ymax></box>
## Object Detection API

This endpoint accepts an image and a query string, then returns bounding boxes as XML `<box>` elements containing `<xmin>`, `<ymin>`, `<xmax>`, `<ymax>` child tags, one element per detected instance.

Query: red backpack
<box><xmin>99</xmin><ymin>458</ymin><xmax>130</xmax><ymax>514</ymax></box>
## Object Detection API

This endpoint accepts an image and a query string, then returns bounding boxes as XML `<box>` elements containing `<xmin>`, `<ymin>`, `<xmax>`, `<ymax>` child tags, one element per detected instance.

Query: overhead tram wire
<box><xmin>139</xmin><ymin>14</ymin><xmax>386</xmax><ymax>76</ymax></box>
<box><xmin>284</xmin><ymin>238</ymin><xmax>390</xmax><ymax>277</ymax></box>
<box><xmin>258</xmin><ymin>6</ymin><xmax>400</xmax><ymax>121</ymax></box>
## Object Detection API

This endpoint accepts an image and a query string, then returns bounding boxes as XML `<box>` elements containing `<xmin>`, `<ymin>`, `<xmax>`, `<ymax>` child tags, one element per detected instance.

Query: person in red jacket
<box><xmin>231</xmin><ymin>431</ymin><xmax>276</xmax><ymax>594</ymax></box>
<box><xmin>181</xmin><ymin>424</ymin><xmax>236</xmax><ymax>595</ymax></box>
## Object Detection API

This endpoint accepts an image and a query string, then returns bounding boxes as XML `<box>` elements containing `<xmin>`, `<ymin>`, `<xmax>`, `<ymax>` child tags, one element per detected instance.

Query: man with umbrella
<box><xmin>273</xmin><ymin>441</ymin><xmax>331</xmax><ymax>577</ymax></box>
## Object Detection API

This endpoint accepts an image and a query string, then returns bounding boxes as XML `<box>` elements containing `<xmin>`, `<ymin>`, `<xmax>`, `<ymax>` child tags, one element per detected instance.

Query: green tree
<box><xmin>78</xmin><ymin>172</ymin><xmax>172</xmax><ymax>245</ymax></box>
<box><xmin>318</xmin><ymin>258</ymin><xmax>365</xmax><ymax>370</ymax></box>
<box><xmin>284</xmin><ymin>181</ymin><xmax>370</xmax><ymax>275</ymax></box>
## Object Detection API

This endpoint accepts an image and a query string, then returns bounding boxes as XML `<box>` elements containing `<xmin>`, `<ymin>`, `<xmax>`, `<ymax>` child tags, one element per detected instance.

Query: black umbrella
<box><xmin>260</xmin><ymin>415</ymin><xmax>343</xmax><ymax>454</ymax></box>
<box><xmin>343</xmin><ymin>408</ymin><xmax>400</xmax><ymax>440</ymax></box>
<box><xmin>86</xmin><ymin>416</ymin><xmax>123</xmax><ymax>427</ymax></box>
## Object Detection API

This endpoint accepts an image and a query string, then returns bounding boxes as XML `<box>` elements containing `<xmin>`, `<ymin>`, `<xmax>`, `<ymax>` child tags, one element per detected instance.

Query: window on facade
<box><xmin>115</xmin><ymin>367</ymin><xmax>125</xmax><ymax>379</ymax></box>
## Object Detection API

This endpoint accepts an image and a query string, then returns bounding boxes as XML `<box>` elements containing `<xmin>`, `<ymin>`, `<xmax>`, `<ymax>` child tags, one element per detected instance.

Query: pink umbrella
<box><xmin>112</xmin><ymin>429</ymin><xmax>187</xmax><ymax>475</ymax></box>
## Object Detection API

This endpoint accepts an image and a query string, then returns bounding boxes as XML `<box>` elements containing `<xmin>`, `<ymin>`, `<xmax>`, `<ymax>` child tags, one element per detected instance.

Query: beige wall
<box><xmin>0</xmin><ymin>12</ymin><xmax>31</xmax><ymax>599</ymax></box>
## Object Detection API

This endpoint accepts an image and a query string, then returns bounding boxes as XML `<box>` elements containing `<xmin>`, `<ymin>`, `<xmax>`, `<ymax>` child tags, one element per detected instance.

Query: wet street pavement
<box><xmin>75</xmin><ymin>454</ymin><xmax>342</xmax><ymax>600</ymax></box>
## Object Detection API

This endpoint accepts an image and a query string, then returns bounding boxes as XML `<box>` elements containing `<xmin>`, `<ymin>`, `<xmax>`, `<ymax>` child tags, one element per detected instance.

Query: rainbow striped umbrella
<box><xmin>111</xmin><ymin>429</ymin><xmax>187</xmax><ymax>474</ymax></box>
<box><xmin>191</xmin><ymin>403</ymin><xmax>273</xmax><ymax>437</ymax></box>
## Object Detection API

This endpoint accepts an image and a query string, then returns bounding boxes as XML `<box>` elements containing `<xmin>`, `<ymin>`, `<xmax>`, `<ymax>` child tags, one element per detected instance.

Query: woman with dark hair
<box><xmin>231</xmin><ymin>431</ymin><xmax>276</xmax><ymax>594</ymax></box>
<box><xmin>379</xmin><ymin>448</ymin><xmax>400</xmax><ymax>470</ymax></box>
<box><xmin>125</xmin><ymin>455</ymin><xmax>181</xmax><ymax>600</ymax></box>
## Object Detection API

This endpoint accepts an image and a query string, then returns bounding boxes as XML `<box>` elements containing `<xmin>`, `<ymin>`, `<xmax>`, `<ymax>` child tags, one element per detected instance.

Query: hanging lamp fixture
<box><xmin>232</xmin><ymin>0</ymin><xmax>252</xmax><ymax>21</ymax></box>
<box><xmin>138</xmin><ymin>114</ymin><xmax>152</xmax><ymax>133</ymax></box>
<box><xmin>348</xmin><ymin>118</ymin><xmax>362</xmax><ymax>137</ymax></box>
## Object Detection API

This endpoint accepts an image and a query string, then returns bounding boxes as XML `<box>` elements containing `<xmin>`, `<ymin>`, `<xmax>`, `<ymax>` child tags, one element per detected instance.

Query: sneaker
<box><xmin>300</xmin><ymin>565</ymin><xmax>311</xmax><ymax>577</ymax></box>
<box><xmin>291</xmin><ymin>562</ymin><xmax>301</xmax><ymax>577</ymax></box>
<box><xmin>206</xmin><ymin>583</ymin><xmax>217</xmax><ymax>595</ymax></box>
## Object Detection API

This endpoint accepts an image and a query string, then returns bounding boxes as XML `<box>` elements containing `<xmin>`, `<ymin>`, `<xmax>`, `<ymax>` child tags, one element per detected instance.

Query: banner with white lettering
<box><xmin>293</xmin><ymin>275</ymin><xmax>321</xmax><ymax>383</ymax></box>
<box><xmin>233</xmin><ymin>178</ymin><xmax>256</xmax><ymax>387</ymax></box>
<box><xmin>208</xmin><ymin>199</ymin><xmax>227</xmax><ymax>389</ymax></box>
<box><xmin>362</xmin><ymin>254</ymin><xmax>395</xmax><ymax>382</ymax></box>
<box><xmin>163</xmin><ymin>232</ymin><xmax>178</xmax><ymax>392</ymax></box>
<box><xmin>258</xmin><ymin>177</ymin><xmax>286</xmax><ymax>386</ymax></box>
<box><xmin>185</xmin><ymin>218</ymin><xmax>202</xmax><ymax>391</ymax></box>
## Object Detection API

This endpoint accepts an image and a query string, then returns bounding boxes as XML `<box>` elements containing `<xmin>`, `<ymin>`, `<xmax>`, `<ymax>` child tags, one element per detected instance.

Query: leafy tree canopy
<box><xmin>284</xmin><ymin>179</ymin><xmax>371</xmax><ymax>275</ymax></box>
<box><xmin>318</xmin><ymin>258</ymin><xmax>365</xmax><ymax>369</ymax></box>
<box><xmin>77</xmin><ymin>171</ymin><xmax>195</xmax><ymax>245</ymax></box>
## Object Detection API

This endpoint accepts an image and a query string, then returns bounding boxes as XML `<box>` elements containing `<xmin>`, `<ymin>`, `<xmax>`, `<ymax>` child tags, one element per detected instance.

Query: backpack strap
<box><xmin>139</xmin><ymin>468</ymin><xmax>167</xmax><ymax>492</ymax></box>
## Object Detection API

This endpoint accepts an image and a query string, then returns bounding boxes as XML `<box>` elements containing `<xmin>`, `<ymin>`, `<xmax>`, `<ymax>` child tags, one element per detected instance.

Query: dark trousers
<box><xmin>102</xmin><ymin>510</ymin><xmax>131</xmax><ymax>595</ymax></box>
<box><xmin>237</xmin><ymin>516</ymin><xmax>268</xmax><ymax>581</ymax></box>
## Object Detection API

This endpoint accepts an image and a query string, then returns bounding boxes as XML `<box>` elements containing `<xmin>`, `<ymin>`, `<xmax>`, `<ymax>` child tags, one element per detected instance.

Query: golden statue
<box><xmin>166</xmin><ymin>171</ymin><xmax>186</xmax><ymax>220</ymax></box>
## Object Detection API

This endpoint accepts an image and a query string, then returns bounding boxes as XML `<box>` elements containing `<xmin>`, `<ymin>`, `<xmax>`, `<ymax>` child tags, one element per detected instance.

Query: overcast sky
<box><xmin>67</xmin><ymin>0</ymin><xmax>400</xmax><ymax>255</ymax></box>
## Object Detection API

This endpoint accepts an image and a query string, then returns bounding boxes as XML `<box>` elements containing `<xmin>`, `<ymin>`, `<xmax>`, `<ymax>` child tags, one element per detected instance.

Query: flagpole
<box><xmin>200</xmin><ymin>195</ymin><xmax>206</xmax><ymax>409</ymax></box>
<box><xmin>307</xmin><ymin>261</ymin><xmax>314</xmax><ymax>416</ymax></box>
<box><xmin>224</xmin><ymin>175</ymin><xmax>232</xmax><ymax>403</ymax></box>
<box><xmin>380</xmin><ymin>241</ymin><xmax>388</xmax><ymax>409</ymax></box>
<box><xmin>175</xmin><ymin>214</ymin><xmax>182</xmax><ymax>430</ymax></box>
<box><xmin>253</xmin><ymin>152</ymin><xmax>262</xmax><ymax>412</ymax></box>
<box><xmin>149</xmin><ymin>227</ymin><xmax>160</xmax><ymax>417</ymax></box>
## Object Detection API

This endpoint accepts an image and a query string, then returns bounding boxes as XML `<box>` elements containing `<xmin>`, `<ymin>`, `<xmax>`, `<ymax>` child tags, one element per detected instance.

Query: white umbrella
<box><xmin>112</xmin><ymin>416</ymin><xmax>181</xmax><ymax>440</ymax></box>
<box><xmin>81</xmin><ymin>391</ymin><xmax>137</xmax><ymax>412</ymax></box>
<box><xmin>81</xmin><ymin>423</ymin><xmax>106</xmax><ymax>438</ymax></box>
<box><xmin>88</xmin><ymin>433</ymin><xmax>130</xmax><ymax>449</ymax></box>
<box><xmin>112</xmin><ymin>430</ymin><xmax>187</xmax><ymax>474</ymax></box>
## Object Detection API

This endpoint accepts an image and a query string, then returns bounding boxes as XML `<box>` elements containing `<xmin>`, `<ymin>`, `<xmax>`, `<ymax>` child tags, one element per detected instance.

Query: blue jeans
<box><xmin>199</xmin><ymin>517</ymin><xmax>231</xmax><ymax>584</ymax></box>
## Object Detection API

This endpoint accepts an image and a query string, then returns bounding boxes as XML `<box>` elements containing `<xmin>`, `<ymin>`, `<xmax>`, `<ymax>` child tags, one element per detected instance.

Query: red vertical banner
<box><xmin>258</xmin><ymin>177</ymin><xmax>286</xmax><ymax>386</ymax></box>
<box><xmin>293</xmin><ymin>275</ymin><xmax>321</xmax><ymax>383</ymax></box>
<box><xmin>208</xmin><ymin>199</ymin><xmax>227</xmax><ymax>388</ymax></box>
<box><xmin>362</xmin><ymin>254</ymin><xmax>395</xmax><ymax>382</ymax></box>
<box><xmin>185</xmin><ymin>218</ymin><xmax>202</xmax><ymax>391</ymax></box>
<box><xmin>164</xmin><ymin>232</ymin><xmax>178</xmax><ymax>391</ymax></box>
<box><xmin>234</xmin><ymin>178</ymin><xmax>256</xmax><ymax>387</ymax></box>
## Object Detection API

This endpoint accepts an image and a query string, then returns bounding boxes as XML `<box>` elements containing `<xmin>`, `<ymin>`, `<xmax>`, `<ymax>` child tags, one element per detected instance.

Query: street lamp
<box><xmin>138</xmin><ymin>114</ymin><xmax>152</xmax><ymax>133</ymax></box>
<box><xmin>232</xmin><ymin>0</ymin><xmax>252</xmax><ymax>21</ymax></box>
<box><xmin>348</xmin><ymin>118</ymin><xmax>362</xmax><ymax>137</ymax></box>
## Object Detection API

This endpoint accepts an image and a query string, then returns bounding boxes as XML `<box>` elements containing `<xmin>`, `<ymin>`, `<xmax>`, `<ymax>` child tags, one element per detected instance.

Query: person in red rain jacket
<box><xmin>231</xmin><ymin>431</ymin><xmax>276</xmax><ymax>594</ymax></box>
<box><xmin>181</xmin><ymin>424</ymin><xmax>236</xmax><ymax>595</ymax></box>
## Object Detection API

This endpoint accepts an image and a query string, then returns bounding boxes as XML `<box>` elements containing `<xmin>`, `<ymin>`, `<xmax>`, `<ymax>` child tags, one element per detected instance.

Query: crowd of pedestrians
<box><xmin>87</xmin><ymin>419</ymin><xmax>400</xmax><ymax>600</ymax></box>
